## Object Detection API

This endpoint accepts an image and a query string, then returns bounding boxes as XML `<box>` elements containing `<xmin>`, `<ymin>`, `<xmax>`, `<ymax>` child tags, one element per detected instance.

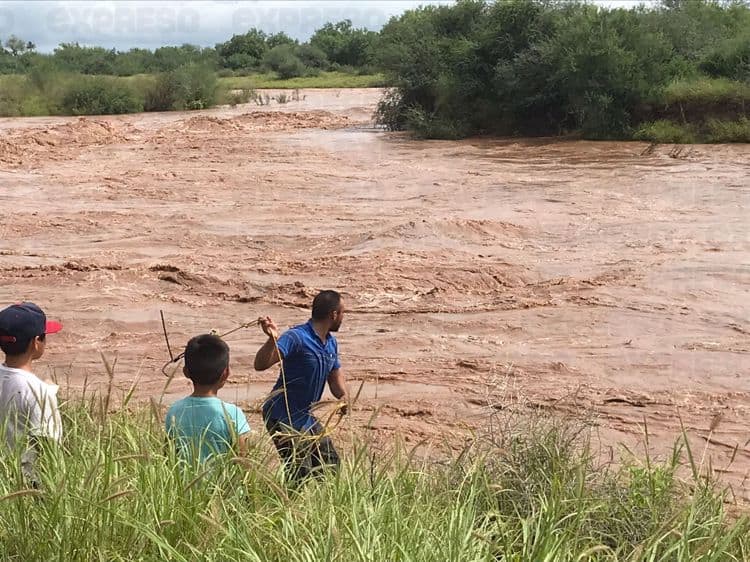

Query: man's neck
<box><xmin>311</xmin><ymin>320</ymin><xmax>329</xmax><ymax>343</ymax></box>
<box><xmin>3</xmin><ymin>355</ymin><xmax>33</xmax><ymax>372</ymax></box>
<box><xmin>191</xmin><ymin>385</ymin><xmax>219</xmax><ymax>398</ymax></box>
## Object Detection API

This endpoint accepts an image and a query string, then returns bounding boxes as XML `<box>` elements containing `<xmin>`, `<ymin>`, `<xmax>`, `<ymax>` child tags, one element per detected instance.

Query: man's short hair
<box><xmin>311</xmin><ymin>290</ymin><xmax>342</xmax><ymax>321</ymax></box>
<box><xmin>184</xmin><ymin>334</ymin><xmax>229</xmax><ymax>385</ymax></box>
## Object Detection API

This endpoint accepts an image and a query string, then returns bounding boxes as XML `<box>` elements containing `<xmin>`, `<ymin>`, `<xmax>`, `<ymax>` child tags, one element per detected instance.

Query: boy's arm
<box><xmin>27</xmin><ymin>386</ymin><xmax>63</xmax><ymax>444</ymax></box>
<box><xmin>164</xmin><ymin>410</ymin><xmax>176</xmax><ymax>456</ymax></box>
<box><xmin>232</xmin><ymin>406</ymin><xmax>252</xmax><ymax>457</ymax></box>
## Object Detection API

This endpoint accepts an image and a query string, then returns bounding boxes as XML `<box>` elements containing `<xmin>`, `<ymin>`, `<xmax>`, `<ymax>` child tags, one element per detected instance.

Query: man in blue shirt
<box><xmin>254</xmin><ymin>290</ymin><xmax>349</xmax><ymax>481</ymax></box>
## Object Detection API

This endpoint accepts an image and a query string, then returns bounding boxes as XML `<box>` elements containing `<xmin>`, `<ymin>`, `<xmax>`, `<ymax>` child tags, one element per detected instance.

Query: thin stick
<box><xmin>160</xmin><ymin>310</ymin><xmax>174</xmax><ymax>361</ymax></box>
<box><xmin>159</xmin><ymin>317</ymin><xmax>261</xmax><ymax>377</ymax></box>
<box><xmin>218</xmin><ymin>319</ymin><xmax>260</xmax><ymax>339</ymax></box>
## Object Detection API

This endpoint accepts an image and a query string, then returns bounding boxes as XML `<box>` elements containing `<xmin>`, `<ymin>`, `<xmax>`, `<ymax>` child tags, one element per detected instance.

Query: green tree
<box><xmin>113</xmin><ymin>48</ymin><xmax>156</xmax><ymax>76</ymax></box>
<box><xmin>152</xmin><ymin>44</ymin><xmax>216</xmax><ymax>72</ymax></box>
<box><xmin>262</xmin><ymin>44</ymin><xmax>307</xmax><ymax>79</ymax></box>
<box><xmin>377</xmin><ymin>0</ymin><xmax>750</xmax><ymax>139</ymax></box>
<box><xmin>296</xmin><ymin>43</ymin><xmax>329</xmax><ymax>70</ymax></box>
<box><xmin>52</xmin><ymin>43</ymin><xmax>117</xmax><ymax>74</ymax></box>
<box><xmin>267</xmin><ymin>32</ymin><xmax>297</xmax><ymax>49</ymax></box>
<box><xmin>310</xmin><ymin>20</ymin><xmax>377</xmax><ymax>68</ymax></box>
<box><xmin>4</xmin><ymin>35</ymin><xmax>35</xmax><ymax>56</ymax></box>
<box><xmin>216</xmin><ymin>29</ymin><xmax>268</xmax><ymax>70</ymax></box>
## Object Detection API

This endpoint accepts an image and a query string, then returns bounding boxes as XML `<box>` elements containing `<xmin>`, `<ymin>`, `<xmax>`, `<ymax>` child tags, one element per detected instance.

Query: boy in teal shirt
<box><xmin>166</xmin><ymin>334</ymin><xmax>250</xmax><ymax>462</ymax></box>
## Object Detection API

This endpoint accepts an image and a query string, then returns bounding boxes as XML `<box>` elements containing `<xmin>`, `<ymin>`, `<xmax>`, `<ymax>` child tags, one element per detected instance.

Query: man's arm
<box><xmin>327</xmin><ymin>368</ymin><xmax>350</xmax><ymax>414</ymax></box>
<box><xmin>230</xmin><ymin>406</ymin><xmax>252</xmax><ymax>457</ymax></box>
<box><xmin>237</xmin><ymin>433</ymin><xmax>250</xmax><ymax>457</ymax></box>
<box><xmin>254</xmin><ymin>316</ymin><xmax>281</xmax><ymax>371</ymax></box>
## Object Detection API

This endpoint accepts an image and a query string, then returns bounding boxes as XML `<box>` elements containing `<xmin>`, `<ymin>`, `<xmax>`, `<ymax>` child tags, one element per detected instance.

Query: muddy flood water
<box><xmin>1</xmin><ymin>89</ymin><xmax>749</xmax><ymax>495</ymax></box>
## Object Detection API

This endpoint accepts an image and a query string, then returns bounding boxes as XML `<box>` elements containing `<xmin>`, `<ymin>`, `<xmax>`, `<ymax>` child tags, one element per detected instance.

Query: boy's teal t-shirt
<box><xmin>165</xmin><ymin>397</ymin><xmax>250</xmax><ymax>462</ymax></box>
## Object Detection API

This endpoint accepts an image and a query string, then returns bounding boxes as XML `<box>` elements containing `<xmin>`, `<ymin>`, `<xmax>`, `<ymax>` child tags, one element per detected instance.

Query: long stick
<box><xmin>160</xmin><ymin>310</ymin><xmax>174</xmax><ymax>361</ymax></box>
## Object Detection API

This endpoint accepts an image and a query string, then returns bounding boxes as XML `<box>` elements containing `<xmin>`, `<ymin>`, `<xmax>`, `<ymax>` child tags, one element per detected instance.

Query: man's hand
<box><xmin>327</xmin><ymin>368</ymin><xmax>349</xmax><ymax>417</ymax></box>
<box><xmin>259</xmin><ymin>316</ymin><xmax>279</xmax><ymax>340</ymax></box>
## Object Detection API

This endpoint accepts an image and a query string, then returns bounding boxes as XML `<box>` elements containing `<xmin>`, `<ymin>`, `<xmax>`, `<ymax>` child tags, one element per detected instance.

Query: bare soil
<box><xmin>1</xmin><ymin>89</ymin><xmax>749</xmax><ymax>496</ymax></box>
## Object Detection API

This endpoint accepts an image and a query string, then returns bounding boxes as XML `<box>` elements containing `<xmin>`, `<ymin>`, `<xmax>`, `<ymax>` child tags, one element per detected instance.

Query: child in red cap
<box><xmin>0</xmin><ymin>302</ymin><xmax>63</xmax><ymax>485</ymax></box>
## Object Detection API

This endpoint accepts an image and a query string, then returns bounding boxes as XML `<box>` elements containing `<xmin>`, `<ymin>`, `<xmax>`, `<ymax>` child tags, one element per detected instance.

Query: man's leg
<box><xmin>308</xmin><ymin>421</ymin><xmax>340</xmax><ymax>475</ymax></box>
<box><xmin>265</xmin><ymin>418</ymin><xmax>312</xmax><ymax>482</ymax></box>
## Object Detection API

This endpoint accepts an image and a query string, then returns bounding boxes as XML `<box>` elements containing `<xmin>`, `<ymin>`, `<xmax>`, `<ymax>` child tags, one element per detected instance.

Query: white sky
<box><xmin>0</xmin><ymin>0</ymin><xmax>651</xmax><ymax>53</ymax></box>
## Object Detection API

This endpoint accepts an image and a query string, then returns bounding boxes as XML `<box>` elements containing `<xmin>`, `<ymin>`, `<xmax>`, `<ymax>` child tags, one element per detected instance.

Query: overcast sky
<box><xmin>0</xmin><ymin>1</ymin><xmax>455</xmax><ymax>52</ymax></box>
<box><xmin>0</xmin><ymin>1</ymin><xmax>650</xmax><ymax>53</ymax></box>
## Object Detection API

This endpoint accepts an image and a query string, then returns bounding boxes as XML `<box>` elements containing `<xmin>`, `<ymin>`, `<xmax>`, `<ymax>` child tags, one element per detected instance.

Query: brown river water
<box><xmin>1</xmin><ymin>89</ymin><xmax>749</xmax><ymax>495</ymax></box>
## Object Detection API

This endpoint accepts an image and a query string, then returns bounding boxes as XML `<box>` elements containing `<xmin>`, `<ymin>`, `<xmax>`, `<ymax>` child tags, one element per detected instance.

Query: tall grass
<box><xmin>662</xmin><ymin>77</ymin><xmax>750</xmax><ymax>107</ymax></box>
<box><xmin>0</xmin><ymin>388</ymin><xmax>747</xmax><ymax>560</ymax></box>
<box><xmin>219</xmin><ymin>71</ymin><xmax>387</xmax><ymax>90</ymax></box>
<box><xmin>634</xmin><ymin>120</ymin><xmax>697</xmax><ymax>144</ymax></box>
<box><xmin>706</xmin><ymin>117</ymin><xmax>750</xmax><ymax>143</ymax></box>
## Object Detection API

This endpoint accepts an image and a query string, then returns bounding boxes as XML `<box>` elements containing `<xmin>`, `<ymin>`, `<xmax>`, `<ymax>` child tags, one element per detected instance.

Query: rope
<box><xmin>159</xmin><ymin>313</ymin><xmax>354</xmax><ymax>448</ymax></box>
<box><xmin>160</xmin><ymin>317</ymin><xmax>262</xmax><ymax>376</ymax></box>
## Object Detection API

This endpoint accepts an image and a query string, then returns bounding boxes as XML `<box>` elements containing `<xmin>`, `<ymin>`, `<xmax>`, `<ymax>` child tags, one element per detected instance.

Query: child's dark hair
<box><xmin>184</xmin><ymin>334</ymin><xmax>229</xmax><ymax>385</ymax></box>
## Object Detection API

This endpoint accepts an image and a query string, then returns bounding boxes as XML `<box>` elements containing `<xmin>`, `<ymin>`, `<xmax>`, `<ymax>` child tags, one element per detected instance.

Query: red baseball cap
<box><xmin>0</xmin><ymin>302</ymin><xmax>62</xmax><ymax>345</ymax></box>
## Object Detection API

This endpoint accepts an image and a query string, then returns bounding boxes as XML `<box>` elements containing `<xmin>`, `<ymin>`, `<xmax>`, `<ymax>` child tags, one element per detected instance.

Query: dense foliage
<box><xmin>0</xmin><ymin>19</ymin><xmax>377</xmax><ymax>79</ymax></box>
<box><xmin>1</xmin><ymin>1</ymin><xmax>749</xmax><ymax>141</ymax></box>
<box><xmin>375</xmin><ymin>0</ymin><xmax>750</xmax><ymax>140</ymax></box>
<box><xmin>0</xmin><ymin>20</ymin><xmax>377</xmax><ymax>116</ymax></box>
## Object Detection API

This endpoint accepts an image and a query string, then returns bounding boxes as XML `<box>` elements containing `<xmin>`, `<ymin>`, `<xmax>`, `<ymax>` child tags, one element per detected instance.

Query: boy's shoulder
<box><xmin>167</xmin><ymin>396</ymin><xmax>240</xmax><ymax>414</ymax></box>
<box><xmin>0</xmin><ymin>365</ymin><xmax>52</xmax><ymax>394</ymax></box>
<box><xmin>215</xmin><ymin>400</ymin><xmax>244</xmax><ymax>418</ymax></box>
<box><xmin>166</xmin><ymin>396</ymin><xmax>201</xmax><ymax>419</ymax></box>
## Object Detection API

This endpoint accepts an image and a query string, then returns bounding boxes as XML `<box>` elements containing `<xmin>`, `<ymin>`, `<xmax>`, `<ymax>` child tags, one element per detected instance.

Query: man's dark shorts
<box><xmin>265</xmin><ymin>417</ymin><xmax>340</xmax><ymax>482</ymax></box>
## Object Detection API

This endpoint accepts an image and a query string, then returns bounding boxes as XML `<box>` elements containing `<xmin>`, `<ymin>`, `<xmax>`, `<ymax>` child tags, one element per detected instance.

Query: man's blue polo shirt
<box><xmin>263</xmin><ymin>320</ymin><xmax>341</xmax><ymax>431</ymax></box>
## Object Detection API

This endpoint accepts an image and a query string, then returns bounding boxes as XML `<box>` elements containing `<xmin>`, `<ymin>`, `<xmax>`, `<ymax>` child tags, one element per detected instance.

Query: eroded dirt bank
<box><xmin>1</xmin><ymin>89</ymin><xmax>749</xmax><ymax>495</ymax></box>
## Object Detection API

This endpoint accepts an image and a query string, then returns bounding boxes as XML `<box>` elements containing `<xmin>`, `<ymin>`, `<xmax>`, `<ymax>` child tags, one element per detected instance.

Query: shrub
<box><xmin>404</xmin><ymin>106</ymin><xmax>470</xmax><ymax>139</ymax></box>
<box><xmin>296</xmin><ymin>44</ymin><xmax>329</xmax><ymax>70</ymax></box>
<box><xmin>705</xmin><ymin>117</ymin><xmax>750</xmax><ymax>142</ymax></box>
<box><xmin>144</xmin><ymin>63</ymin><xmax>217</xmax><ymax>111</ymax></box>
<box><xmin>633</xmin><ymin>120</ymin><xmax>697</xmax><ymax>144</ymax></box>
<box><xmin>262</xmin><ymin>45</ymin><xmax>308</xmax><ymax>79</ymax></box>
<box><xmin>60</xmin><ymin>76</ymin><xmax>142</xmax><ymax>115</ymax></box>
<box><xmin>277</xmin><ymin>57</ymin><xmax>308</xmax><ymax>80</ymax></box>
<box><xmin>0</xmin><ymin>75</ymin><xmax>27</xmax><ymax>116</ymax></box>
<box><xmin>375</xmin><ymin>89</ymin><xmax>407</xmax><ymax>131</ymax></box>
<box><xmin>663</xmin><ymin>77</ymin><xmax>750</xmax><ymax>107</ymax></box>
<box><xmin>19</xmin><ymin>95</ymin><xmax>50</xmax><ymax>116</ymax></box>
<box><xmin>221</xmin><ymin>88</ymin><xmax>255</xmax><ymax>107</ymax></box>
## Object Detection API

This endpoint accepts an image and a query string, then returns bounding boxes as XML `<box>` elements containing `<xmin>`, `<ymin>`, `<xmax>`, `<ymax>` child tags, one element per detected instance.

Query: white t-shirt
<box><xmin>0</xmin><ymin>364</ymin><xmax>62</xmax><ymax>473</ymax></box>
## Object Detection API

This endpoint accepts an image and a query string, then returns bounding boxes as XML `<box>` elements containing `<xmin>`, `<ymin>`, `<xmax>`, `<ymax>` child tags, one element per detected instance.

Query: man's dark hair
<box><xmin>184</xmin><ymin>334</ymin><xmax>230</xmax><ymax>385</ymax></box>
<box><xmin>0</xmin><ymin>334</ymin><xmax>42</xmax><ymax>356</ymax></box>
<box><xmin>311</xmin><ymin>290</ymin><xmax>342</xmax><ymax>321</ymax></box>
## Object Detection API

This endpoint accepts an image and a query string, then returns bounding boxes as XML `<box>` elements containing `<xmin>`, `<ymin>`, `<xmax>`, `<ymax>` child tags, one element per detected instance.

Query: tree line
<box><xmin>1</xmin><ymin>0</ymin><xmax>749</xmax><ymax>142</ymax></box>
<box><xmin>0</xmin><ymin>19</ymin><xmax>377</xmax><ymax>78</ymax></box>
<box><xmin>374</xmin><ymin>0</ymin><xmax>750</xmax><ymax>142</ymax></box>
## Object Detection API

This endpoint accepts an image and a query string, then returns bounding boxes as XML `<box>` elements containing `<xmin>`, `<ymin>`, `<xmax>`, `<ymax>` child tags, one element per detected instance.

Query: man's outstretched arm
<box><xmin>327</xmin><ymin>368</ymin><xmax>350</xmax><ymax>413</ymax></box>
<box><xmin>254</xmin><ymin>316</ymin><xmax>281</xmax><ymax>371</ymax></box>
